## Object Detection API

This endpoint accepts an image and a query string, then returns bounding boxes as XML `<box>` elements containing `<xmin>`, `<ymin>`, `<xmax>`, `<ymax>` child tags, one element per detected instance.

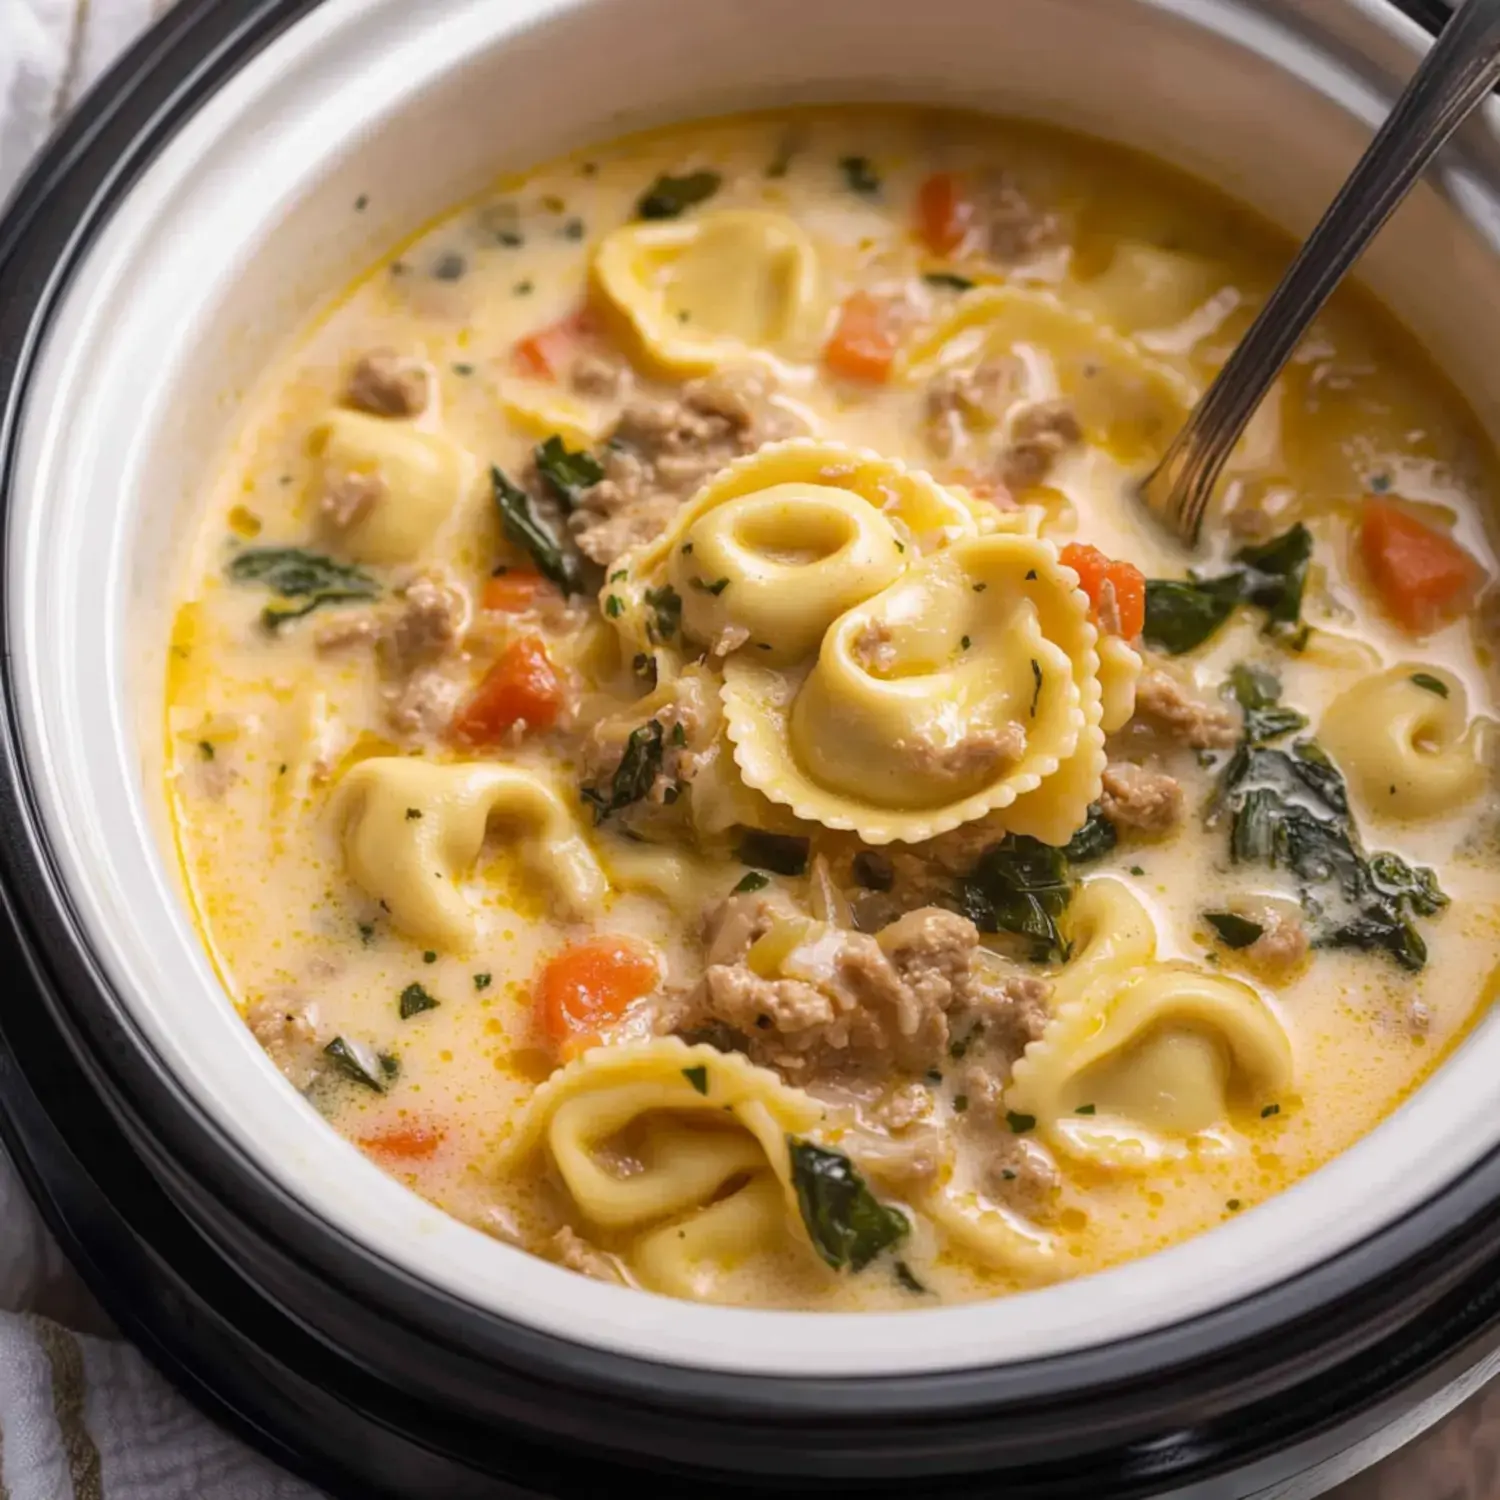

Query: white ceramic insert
<box><xmin>11</xmin><ymin>0</ymin><xmax>1500</xmax><ymax>1379</ymax></box>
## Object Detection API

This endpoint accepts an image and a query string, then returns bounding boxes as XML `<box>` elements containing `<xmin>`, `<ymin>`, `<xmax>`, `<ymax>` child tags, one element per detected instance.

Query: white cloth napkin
<box><xmin>0</xmin><ymin>6</ymin><xmax>322</xmax><ymax>1494</ymax></box>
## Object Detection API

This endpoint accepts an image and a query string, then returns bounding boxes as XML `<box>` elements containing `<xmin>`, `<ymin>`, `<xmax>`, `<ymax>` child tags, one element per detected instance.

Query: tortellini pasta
<box><xmin>592</xmin><ymin>209</ymin><xmax>821</xmax><ymax>373</ymax></box>
<box><xmin>331</xmin><ymin>758</ymin><xmax>606</xmax><ymax>950</ymax></box>
<box><xmin>724</xmin><ymin>530</ymin><xmax>1107</xmax><ymax>844</ymax></box>
<box><xmin>921</xmin><ymin>1188</ymin><xmax>1059</xmax><ymax>1282</ymax></box>
<box><xmin>495</xmin><ymin>1040</ymin><xmax>828</xmax><ymax>1298</ymax></box>
<box><xmin>1009</xmin><ymin>883</ymin><xmax>1294</xmax><ymax>1170</ymax></box>
<box><xmin>1319</xmin><ymin>666</ymin><xmax>1494</xmax><ymax>820</ymax></box>
<box><xmin>900</xmin><ymin>285</ymin><xmax>1194</xmax><ymax>471</ymax></box>
<box><xmin>311</xmin><ymin>410</ymin><xmax>471</xmax><ymax>564</ymax></box>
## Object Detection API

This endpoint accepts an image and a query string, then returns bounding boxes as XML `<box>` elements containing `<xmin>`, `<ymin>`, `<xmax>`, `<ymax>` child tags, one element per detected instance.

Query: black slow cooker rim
<box><xmin>2</xmin><ymin>0</ymin><xmax>1500</xmax><ymax>1489</ymax></box>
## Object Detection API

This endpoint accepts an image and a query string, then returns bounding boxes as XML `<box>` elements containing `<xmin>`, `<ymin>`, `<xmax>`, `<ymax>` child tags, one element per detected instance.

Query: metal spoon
<box><xmin>1140</xmin><ymin>0</ymin><xmax>1500</xmax><ymax>545</ymax></box>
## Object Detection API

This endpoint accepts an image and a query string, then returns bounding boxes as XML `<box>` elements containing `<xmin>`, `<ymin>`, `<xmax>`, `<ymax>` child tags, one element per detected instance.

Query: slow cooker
<box><xmin>3</xmin><ymin>0</ymin><xmax>1500</xmax><ymax>1493</ymax></box>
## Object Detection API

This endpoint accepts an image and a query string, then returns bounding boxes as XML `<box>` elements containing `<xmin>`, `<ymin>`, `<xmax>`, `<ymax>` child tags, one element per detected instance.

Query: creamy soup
<box><xmin>165</xmin><ymin>108</ymin><xmax>1500</xmax><ymax>1310</ymax></box>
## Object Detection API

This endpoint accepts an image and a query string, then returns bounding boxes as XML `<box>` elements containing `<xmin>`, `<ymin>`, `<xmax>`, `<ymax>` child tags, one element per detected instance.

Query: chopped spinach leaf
<box><xmin>534</xmin><ymin>434</ymin><xmax>604</xmax><ymax>509</ymax></box>
<box><xmin>682</xmin><ymin>1065</ymin><xmax>710</xmax><ymax>1095</ymax></box>
<box><xmin>1075</xmin><ymin>1103</ymin><xmax>1097</xmax><ymax>1115</ymax></box>
<box><xmin>839</xmin><ymin>155</ymin><xmax>881</xmax><ymax>195</ymax></box>
<box><xmin>1227</xmin><ymin>663</ymin><xmax>1309</xmax><ymax>744</ymax></box>
<box><xmin>955</xmin><ymin>834</ymin><xmax>1071</xmax><ymax>961</ymax></box>
<box><xmin>788</xmin><ymin>1138</ymin><xmax>909</xmax><ymax>1272</ymax></box>
<box><xmin>580</xmin><ymin>719</ymin><xmax>664</xmax><ymax>824</ymax></box>
<box><xmin>644</xmin><ymin>584</ymin><xmax>683</xmax><ymax>643</ymax></box>
<box><xmin>1006</xmin><ymin>1110</ymin><xmax>1036</xmax><ymax>1135</ymax></box>
<box><xmin>1261</xmin><ymin>1103</ymin><xmax>1281</xmax><ymax>1119</ymax></box>
<box><xmin>637</xmin><ymin>170</ymin><xmax>722</xmax><ymax>220</ymax></box>
<box><xmin>1205</xmin><ymin>911</ymin><xmax>1264</xmax><ymax>949</ymax></box>
<box><xmin>324</xmin><ymin>1036</ymin><xmax>386</xmax><ymax>1092</ymax></box>
<box><xmin>923</xmin><ymin>271</ymin><xmax>976</xmax><ymax>291</ymax></box>
<box><xmin>399</xmin><ymin>983</ymin><xmax>440</xmax><ymax>1019</ymax></box>
<box><xmin>1236</xmin><ymin>523</ymin><xmax>1313</xmax><ymax>628</ymax></box>
<box><xmin>226</xmin><ymin>546</ymin><xmax>380</xmax><ymax>630</ymax></box>
<box><xmin>893</xmin><ymin>1260</ymin><xmax>928</xmax><ymax>1294</ymax></box>
<box><xmin>737</xmin><ymin>829</ymin><xmax>810</xmax><ymax>877</ymax></box>
<box><xmin>1062</xmin><ymin>805</ymin><xmax>1117</xmax><ymax>865</ymax></box>
<box><xmin>733</xmin><ymin>871</ymin><xmax>771</xmax><ymax>895</ymax></box>
<box><xmin>491</xmin><ymin>465</ymin><xmax>581</xmax><ymax>593</ymax></box>
<box><xmin>1410</xmin><ymin>672</ymin><xmax>1449</xmax><ymax>698</ymax></box>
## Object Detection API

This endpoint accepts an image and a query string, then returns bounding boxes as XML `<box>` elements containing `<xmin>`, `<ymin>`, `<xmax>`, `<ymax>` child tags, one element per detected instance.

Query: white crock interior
<box><xmin>11</xmin><ymin>0</ymin><xmax>1500</xmax><ymax>1379</ymax></box>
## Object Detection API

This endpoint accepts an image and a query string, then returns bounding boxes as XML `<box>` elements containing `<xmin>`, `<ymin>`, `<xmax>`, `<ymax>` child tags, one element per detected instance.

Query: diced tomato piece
<box><xmin>1061</xmin><ymin>542</ymin><xmax>1147</xmax><ymax>639</ymax></box>
<box><xmin>1359</xmin><ymin>499</ymin><xmax>1480</xmax><ymax>634</ymax></box>
<box><xmin>449</xmin><ymin>636</ymin><xmax>564</xmax><ymax>744</ymax></box>
<box><xmin>823</xmin><ymin>292</ymin><xmax>897</xmax><ymax>383</ymax></box>
<box><xmin>535</xmin><ymin>936</ymin><xmax>659</xmax><ymax>1056</ymax></box>
<box><xmin>481</xmin><ymin>569</ymin><xmax>555</xmax><ymax>613</ymax></box>
<box><xmin>510</xmin><ymin>306</ymin><xmax>596</xmax><ymax>380</ymax></box>
<box><xmin>359</xmin><ymin>1123</ymin><xmax>444</xmax><ymax>1160</ymax></box>
<box><xmin>916</xmin><ymin>171</ymin><xmax>977</xmax><ymax>256</ymax></box>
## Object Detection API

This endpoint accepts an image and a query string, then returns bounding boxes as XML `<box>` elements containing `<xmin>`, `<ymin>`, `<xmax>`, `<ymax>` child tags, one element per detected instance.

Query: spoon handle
<box><xmin>1144</xmin><ymin>0</ymin><xmax>1500</xmax><ymax>544</ymax></box>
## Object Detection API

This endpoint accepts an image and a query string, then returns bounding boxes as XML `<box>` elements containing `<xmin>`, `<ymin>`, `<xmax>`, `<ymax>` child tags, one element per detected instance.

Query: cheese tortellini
<box><xmin>495</xmin><ymin>1040</ymin><xmax>828</xmax><ymax>1299</ymax></box>
<box><xmin>331</xmin><ymin>758</ymin><xmax>606</xmax><ymax>950</ymax></box>
<box><xmin>1319</xmin><ymin>666</ymin><xmax>1494</xmax><ymax>820</ymax></box>
<box><xmin>593</xmin><ymin>209</ymin><xmax>821</xmax><ymax>373</ymax></box>
<box><xmin>312</xmin><ymin>410</ymin><xmax>472</xmax><ymax>564</ymax></box>
<box><xmin>901</xmin><ymin>285</ymin><xmax>1194</xmax><ymax>470</ymax></box>
<box><xmin>1009</xmin><ymin>881</ymin><xmax>1294</xmax><ymax>1169</ymax></box>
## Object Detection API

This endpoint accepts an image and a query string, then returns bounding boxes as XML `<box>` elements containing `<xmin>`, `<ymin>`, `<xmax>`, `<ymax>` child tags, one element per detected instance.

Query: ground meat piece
<box><xmin>547</xmin><ymin>1227</ymin><xmax>628</xmax><ymax>1286</ymax></box>
<box><xmin>998</xmin><ymin>399</ymin><xmax>1082</xmax><ymax>489</ymax></box>
<box><xmin>1133</xmin><ymin>664</ymin><xmax>1240</xmax><ymax>749</ymax></box>
<box><xmin>570</xmin><ymin>351</ymin><xmax>631</xmax><ymax>399</ymax></box>
<box><xmin>896</xmin><ymin>722</ymin><xmax>1026</xmax><ymax>782</ymax></box>
<box><xmin>1100</xmin><ymin>761</ymin><xmax>1184</xmax><ymax>832</ymax></box>
<box><xmin>320</xmin><ymin>470</ymin><xmax>384</xmax><ymax>530</ymax></box>
<box><xmin>924</xmin><ymin>359</ymin><xmax>1021</xmax><ymax>459</ymax></box>
<box><xmin>569</xmin><ymin>368</ymin><xmax>802</xmax><ymax>569</ymax></box>
<box><xmin>871</xmin><ymin>1081</ymin><xmax>934</xmax><ymax>1133</ymax></box>
<box><xmin>385</xmin><ymin>668</ymin><xmax>465</xmax><ymax>738</ymax></box>
<box><xmin>974</xmin><ymin>175</ymin><xmax>1064</xmax><ymax>264</ymax></box>
<box><xmin>247</xmin><ymin>993</ymin><xmax>323</xmax><ymax>1090</ymax></box>
<box><xmin>345</xmin><ymin>349</ymin><xmax>429</xmax><ymax>418</ymax></box>
<box><xmin>969</xmin><ymin>965</ymin><xmax>1050</xmax><ymax>1061</ymax></box>
<box><xmin>986</xmin><ymin>1136</ymin><xmax>1061</xmax><ymax>1217</ymax></box>
<box><xmin>382</xmin><ymin>571</ymin><xmax>469</xmax><ymax>673</ymax></box>
<box><xmin>1246</xmin><ymin>905</ymin><xmax>1310</xmax><ymax>972</ymax></box>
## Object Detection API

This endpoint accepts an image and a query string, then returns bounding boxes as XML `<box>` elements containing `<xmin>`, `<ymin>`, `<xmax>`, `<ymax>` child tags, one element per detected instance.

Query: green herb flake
<box><xmin>736</xmin><ymin>829</ymin><xmax>810</xmax><ymax>877</ymax></box>
<box><xmin>197</xmin><ymin>740</ymin><xmax>215</xmax><ymax>761</ymax></box>
<box><xmin>1261</xmin><ymin>1103</ymin><xmax>1281</xmax><ymax>1119</ymax></box>
<box><xmin>1030</xmin><ymin>658</ymin><xmax>1043</xmax><ymax>718</ymax></box>
<box><xmin>733</xmin><ymin>871</ymin><xmax>770</xmax><ymax>895</ymax></box>
<box><xmin>513</xmin><ymin>279</ymin><xmax>534</xmax><ymax>296</ymax></box>
<box><xmin>474</xmin><ymin>972</ymin><xmax>492</xmax><ymax>991</ymax></box>
<box><xmin>1075</xmin><ymin>1103</ymin><xmax>1096</xmax><ymax>1115</ymax></box>
<box><xmin>839</xmin><ymin>155</ymin><xmax>881</xmax><ymax>195</ymax></box>
<box><xmin>682</xmin><ymin>1065</ymin><xmax>710</xmax><ymax>1096</ymax></box>
<box><xmin>1128</xmin><ymin>865</ymin><xmax>1145</xmax><ymax>876</ymax></box>
<box><xmin>605</xmin><ymin>595</ymin><xmax>624</xmax><ymax>619</ymax></box>
<box><xmin>955</xmin><ymin>834</ymin><xmax>1072</xmax><ymax>962</ymax></box>
<box><xmin>952</xmin><ymin>1094</ymin><xmax>969</xmax><ymax>1113</ymax></box>
<box><xmin>490</xmin><ymin>465</ymin><xmax>581</xmax><ymax>593</ymax></box>
<box><xmin>670</xmin><ymin>721</ymin><xmax>687</xmax><ymax>747</ymax></box>
<box><xmin>960</xmin><ymin>635</ymin><xmax>972</xmax><ymax>651</ymax></box>
<box><xmin>580</xmin><ymin>719</ymin><xmax>665</xmax><ymax>824</ymax></box>
<box><xmin>788</xmin><ymin>1138</ymin><xmax>909</xmax><ymax>1272</ymax></box>
<box><xmin>1006</xmin><ymin>1110</ymin><xmax>1037</xmax><ymax>1135</ymax></box>
<box><xmin>923</xmin><ymin>271</ymin><xmax>976</xmax><ymax>291</ymax></box>
<box><xmin>636</xmin><ymin>170</ymin><xmax>722</xmax><ymax>220</ymax></box>
<box><xmin>354</xmin><ymin>194</ymin><xmax>369</xmax><ymax>212</ymax></box>
<box><xmin>534</xmin><ymin>434</ymin><xmax>605</xmax><ymax>509</ymax></box>
<box><xmin>1228</xmin><ymin>662</ymin><xmax>1309</xmax><ymax>744</ymax></box>
<box><xmin>973</xmin><ymin>582</ymin><xmax>988</xmax><ymax>593</ymax></box>
<box><xmin>1063</xmin><ymin>805</ymin><xmax>1117</xmax><ymax>865</ymax></box>
<box><xmin>432</xmin><ymin>252</ymin><xmax>467</xmax><ymax>281</ymax></box>
<box><xmin>400</xmin><ymin>983</ymin><xmax>440</xmax><ymax>1019</ymax></box>
<box><xmin>423</xmin><ymin>950</ymin><xmax>437</xmax><ymax>965</ymax></box>
<box><xmin>644</xmin><ymin>584</ymin><xmax>683</xmax><ymax>643</ymax></box>
<box><xmin>324</xmin><ymin>1036</ymin><xmax>386</xmax><ymax>1092</ymax></box>
<box><xmin>358</xmin><ymin>921</ymin><xmax>376</xmax><ymax>947</ymax></box>
<box><xmin>379</xmin><ymin>1052</ymin><xmax>401</xmax><ymax>1080</ymax></box>
<box><xmin>562</xmin><ymin>217</ymin><xmax>586</xmax><ymax>240</ymax></box>
<box><xmin>692</xmin><ymin>576</ymin><xmax>731</xmax><ymax>596</ymax></box>
<box><xmin>405</xmin><ymin>807</ymin><xmax>422</xmax><ymax>820</ymax></box>
<box><xmin>609</xmin><ymin>569</ymin><xmax>629</xmax><ymax>582</ymax></box>
<box><xmin>1205</xmin><ymin>911</ymin><xmax>1265</xmax><ymax>949</ymax></box>
<box><xmin>452</xmin><ymin>362</ymin><xmax>474</xmax><ymax>376</ymax></box>
<box><xmin>227</xmin><ymin>546</ymin><xmax>380</xmax><ymax>630</ymax></box>
<box><xmin>1226</xmin><ymin>1198</ymin><xmax>1242</xmax><ymax>1212</ymax></box>
<box><xmin>1410</xmin><ymin>672</ymin><xmax>1449</xmax><ymax>698</ymax></box>
<box><xmin>893</xmin><ymin>1260</ymin><xmax>928</xmax><ymax>1294</ymax></box>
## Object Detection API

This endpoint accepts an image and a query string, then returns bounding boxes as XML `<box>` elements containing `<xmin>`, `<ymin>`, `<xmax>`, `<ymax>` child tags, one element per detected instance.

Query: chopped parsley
<box><xmin>682</xmin><ymin>1065</ymin><xmax>710</xmax><ymax>1095</ymax></box>
<box><xmin>431</xmin><ymin>251</ymin><xmax>467</xmax><ymax>281</ymax></box>
<box><xmin>733</xmin><ymin>871</ymin><xmax>771</xmax><ymax>895</ymax></box>
<box><xmin>923</xmin><ymin>271</ymin><xmax>976</xmax><ymax>291</ymax></box>
<box><xmin>534</xmin><ymin>434</ymin><xmax>604</xmax><ymax>509</ymax></box>
<box><xmin>644</xmin><ymin>584</ymin><xmax>683</xmax><ymax>643</ymax></box>
<box><xmin>423</xmin><ymin>951</ymin><xmax>437</xmax><ymax>964</ymax></box>
<box><xmin>197</xmin><ymin>741</ymin><xmax>215</xmax><ymax>761</ymax></box>
<box><xmin>399</xmin><ymin>983</ymin><xmax>440</xmax><ymax>1019</ymax></box>
<box><xmin>1204</xmin><ymin>911</ymin><xmax>1264</xmax><ymax>949</ymax></box>
<box><xmin>1030</xmin><ymin>658</ymin><xmax>1043</xmax><ymax>717</ymax></box>
<box><xmin>404</xmin><ymin>807</ymin><xmax>422</xmax><ymax>820</ymax></box>
<box><xmin>692</xmin><ymin>576</ymin><xmax>731</xmax><ymax>596</ymax></box>
<box><xmin>1075</xmin><ymin>1103</ymin><xmax>1097</xmax><ymax>1116</ymax></box>
<box><xmin>605</xmin><ymin>595</ymin><xmax>624</xmax><ymax>618</ymax></box>
<box><xmin>1410</xmin><ymin>672</ymin><xmax>1449</xmax><ymax>697</ymax></box>
<box><xmin>839</xmin><ymin>155</ymin><xmax>881</xmax><ymax>195</ymax></box>
<box><xmin>474</xmin><ymin>973</ymin><xmax>492</xmax><ymax>991</ymax></box>
<box><xmin>580</xmin><ymin>719</ymin><xmax>665</xmax><ymax>824</ymax></box>
<box><xmin>1062</xmin><ymin>805</ymin><xmax>1117</xmax><ymax>865</ymax></box>
<box><xmin>636</xmin><ymin>170</ymin><xmax>722</xmax><ymax>220</ymax></box>
<box><xmin>357</xmin><ymin>921</ymin><xmax>376</xmax><ymax>947</ymax></box>
<box><xmin>1006</xmin><ymin>1111</ymin><xmax>1037</xmax><ymax>1135</ymax></box>
<box><xmin>1261</xmin><ymin>1103</ymin><xmax>1281</xmax><ymax>1119</ymax></box>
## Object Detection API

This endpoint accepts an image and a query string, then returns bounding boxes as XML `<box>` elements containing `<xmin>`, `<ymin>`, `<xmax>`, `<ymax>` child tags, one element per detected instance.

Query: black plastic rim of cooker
<box><xmin>0</xmin><ymin>0</ymin><xmax>1493</xmax><ymax>1495</ymax></box>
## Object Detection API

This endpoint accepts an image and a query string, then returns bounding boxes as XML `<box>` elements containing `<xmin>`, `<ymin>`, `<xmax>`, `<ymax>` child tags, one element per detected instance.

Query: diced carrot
<box><xmin>510</xmin><ymin>306</ymin><xmax>596</xmax><ymax>380</ymax></box>
<box><xmin>916</xmin><ymin>171</ymin><xmax>976</xmax><ymax>256</ymax></box>
<box><xmin>1359</xmin><ymin>499</ymin><xmax>1480</xmax><ymax>634</ymax></box>
<box><xmin>449</xmin><ymin>636</ymin><xmax>564</xmax><ymax>744</ymax></box>
<box><xmin>823</xmin><ymin>291</ymin><xmax>897</xmax><ymax>383</ymax></box>
<box><xmin>535</xmin><ymin>936</ymin><xmax>659</xmax><ymax>1055</ymax></box>
<box><xmin>359</xmin><ymin>1123</ymin><xmax>444</xmax><ymax>1160</ymax></box>
<box><xmin>1060</xmin><ymin>542</ymin><xmax>1146</xmax><ymax>639</ymax></box>
<box><xmin>481</xmin><ymin>569</ymin><xmax>555</xmax><ymax>613</ymax></box>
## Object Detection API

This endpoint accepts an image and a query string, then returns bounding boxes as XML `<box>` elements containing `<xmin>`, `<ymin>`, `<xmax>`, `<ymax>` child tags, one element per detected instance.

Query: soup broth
<box><xmin>165</xmin><ymin>108</ymin><xmax>1500</xmax><ymax>1310</ymax></box>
